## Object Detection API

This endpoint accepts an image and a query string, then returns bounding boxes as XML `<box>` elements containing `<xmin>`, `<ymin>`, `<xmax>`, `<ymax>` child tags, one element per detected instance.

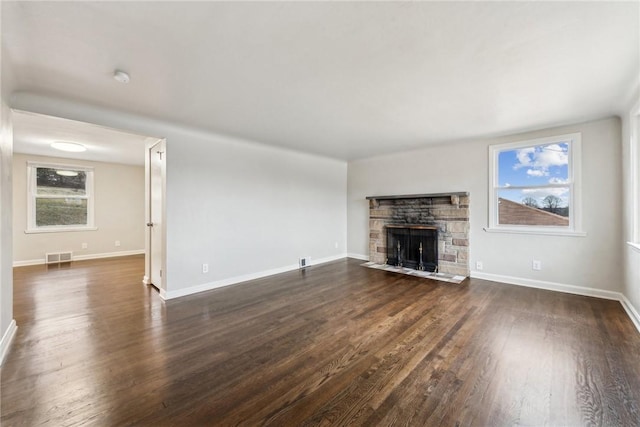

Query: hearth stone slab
<box><xmin>361</xmin><ymin>262</ymin><xmax>466</xmax><ymax>284</ymax></box>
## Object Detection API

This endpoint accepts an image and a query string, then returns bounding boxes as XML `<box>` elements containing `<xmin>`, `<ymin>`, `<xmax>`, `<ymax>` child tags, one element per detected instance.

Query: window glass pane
<box><xmin>498</xmin><ymin>188</ymin><xmax>569</xmax><ymax>226</ymax></box>
<box><xmin>35</xmin><ymin>198</ymin><xmax>88</xmax><ymax>226</ymax></box>
<box><xmin>36</xmin><ymin>168</ymin><xmax>87</xmax><ymax>196</ymax></box>
<box><xmin>498</xmin><ymin>142</ymin><xmax>570</xmax><ymax>187</ymax></box>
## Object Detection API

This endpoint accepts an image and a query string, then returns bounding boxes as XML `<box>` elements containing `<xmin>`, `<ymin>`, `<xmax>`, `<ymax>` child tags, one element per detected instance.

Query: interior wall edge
<box><xmin>0</xmin><ymin>319</ymin><xmax>17</xmax><ymax>366</ymax></box>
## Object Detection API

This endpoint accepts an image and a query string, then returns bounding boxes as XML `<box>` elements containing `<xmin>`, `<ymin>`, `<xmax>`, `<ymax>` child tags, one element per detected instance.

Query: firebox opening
<box><xmin>386</xmin><ymin>225</ymin><xmax>438</xmax><ymax>272</ymax></box>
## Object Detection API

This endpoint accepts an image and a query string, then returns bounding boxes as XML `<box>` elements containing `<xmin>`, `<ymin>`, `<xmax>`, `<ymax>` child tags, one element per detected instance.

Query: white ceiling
<box><xmin>12</xmin><ymin>111</ymin><xmax>153</xmax><ymax>166</ymax></box>
<box><xmin>3</xmin><ymin>1</ymin><xmax>639</xmax><ymax>161</ymax></box>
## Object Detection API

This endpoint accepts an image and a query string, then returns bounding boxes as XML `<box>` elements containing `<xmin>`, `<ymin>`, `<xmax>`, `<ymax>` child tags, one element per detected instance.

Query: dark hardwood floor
<box><xmin>2</xmin><ymin>256</ymin><xmax>639</xmax><ymax>426</ymax></box>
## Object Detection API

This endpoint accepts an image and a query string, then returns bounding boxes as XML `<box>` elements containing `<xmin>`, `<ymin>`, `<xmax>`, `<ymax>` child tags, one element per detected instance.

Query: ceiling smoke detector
<box><xmin>113</xmin><ymin>70</ymin><xmax>130</xmax><ymax>84</ymax></box>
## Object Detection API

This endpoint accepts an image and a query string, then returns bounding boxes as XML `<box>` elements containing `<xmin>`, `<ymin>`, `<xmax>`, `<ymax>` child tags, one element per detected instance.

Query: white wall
<box><xmin>622</xmin><ymin>88</ymin><xmax>640</xmax><ymax>325</ymax></box>
<box><xmin>12</xmin><ymin>154</ymin><xmax>145</xmax><ymax>264</ymax></box>
<box><xmin>11</xmin><ymin>93</ymin><xmax>348</xmax><ymax>298</ymax></box>
<box><xmin>164</xmin><ymin>131</ymin><xmax>347</xmax><ymax>297</ymax></box>
<box><xmin>0</xmin><ymin>10</ymin><xmax>16</xmax><ymax>361</ymax></box>
<box><xmin>348</xmin><ymin>117</ymin><xmax>623</xmax><ymax>293</ymax></box>
<box><xmin>0</xmin><ymin>90</ymin><xmax>12</xmax><ymax>360</ymax></box>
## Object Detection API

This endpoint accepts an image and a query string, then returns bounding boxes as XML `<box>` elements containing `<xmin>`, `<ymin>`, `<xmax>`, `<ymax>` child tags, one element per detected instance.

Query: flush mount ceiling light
<box><xmin>50</xmin><ymin>141</ymin><xmax>87</xmax><ymax>152</ymax></box>
<box><xmin>113</xmin><ymin>69</ymin><xmax>130</xmax><ymax>84</ymax></box>
<box><xmin>56</xmin><ymin>170</ymin><xmax>79</xmax><ymax>177</ymax></box>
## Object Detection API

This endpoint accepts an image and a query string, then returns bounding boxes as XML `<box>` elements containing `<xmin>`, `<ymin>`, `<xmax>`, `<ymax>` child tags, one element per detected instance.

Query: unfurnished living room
<box><xmin>1</xmin><ymin>1</ymin><xmax>639</xmax><ymax>426</ymax></box>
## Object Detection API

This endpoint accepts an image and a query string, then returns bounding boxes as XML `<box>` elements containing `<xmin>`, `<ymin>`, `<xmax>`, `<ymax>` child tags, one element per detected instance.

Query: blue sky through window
<box><xmin>497</xmin><ymin>142</ymin><xmax>570</xmax><ymax>206</ymax></box>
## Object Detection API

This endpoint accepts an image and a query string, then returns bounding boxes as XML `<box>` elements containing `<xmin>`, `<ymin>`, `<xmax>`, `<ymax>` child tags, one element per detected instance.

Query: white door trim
<box><xmin>144</xmin><ymin>138</ymin><xmax>167</xmax><ymax>295</ymax></box>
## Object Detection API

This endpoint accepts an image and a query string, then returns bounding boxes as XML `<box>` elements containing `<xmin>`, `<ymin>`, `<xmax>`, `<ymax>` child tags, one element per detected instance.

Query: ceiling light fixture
<box><xmin>56</xmin><ymin>170</ymin><xmax>79</xmax><ymax>177</ymax></box>
<box><xmin>113</xmin><ymin>69</ymin><xmax>130</xmax><ymax>84</ymax></box>
<box><xmin>50</xmin><ymin>141</ymin><xmax>87</xmax><ymax>152</ymax></box>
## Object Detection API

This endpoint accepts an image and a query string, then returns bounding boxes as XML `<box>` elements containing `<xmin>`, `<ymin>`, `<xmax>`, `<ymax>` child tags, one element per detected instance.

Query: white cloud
<box><xmin>514</xmin><ymin>147</ymin><xmax>535</xmax><ymax>169</ymax></box>
<box><xmin>534</xmin><ymin>144</ymin><xmax>568</xmax><ymax>169</ymax></box>
<box><xmin>527</xmin><ymin>169</ymin><xmax>547</xmax><ymax>177</ymax></box>
<box><xmin>548</xmin><ymin>177</ymin><xmax>569</xmax><ymax>184</ymax></box>
<box><xmin>513</xmin><ymin>143</ymin><xmax>568</xmax><ymax>177</ymax></box>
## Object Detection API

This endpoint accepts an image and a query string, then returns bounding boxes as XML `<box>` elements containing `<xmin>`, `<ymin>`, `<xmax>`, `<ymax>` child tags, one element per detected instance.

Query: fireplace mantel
<box><xmin>386</xmin><ymin>224</ymin><xmax>438</xmax><ymax>230</ymax></box>
<box><xmin>366</xmin><ymin>192</ymin><xmax>469</xmax><ymax>201</ymax></box>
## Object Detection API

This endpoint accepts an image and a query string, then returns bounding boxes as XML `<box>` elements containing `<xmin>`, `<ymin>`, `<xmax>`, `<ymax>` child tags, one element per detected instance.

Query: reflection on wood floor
<box><xmin>2</xmin><ymin>255</ymin><xmax>640</xmax><ymax>425</ymax></box>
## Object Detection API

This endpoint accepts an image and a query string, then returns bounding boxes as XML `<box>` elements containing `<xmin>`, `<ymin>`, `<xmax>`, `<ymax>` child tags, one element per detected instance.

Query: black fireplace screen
<box><xmin>386</xmin><ymin>225</ymin><xmax>438</xmax><ymax>272</ymax></box>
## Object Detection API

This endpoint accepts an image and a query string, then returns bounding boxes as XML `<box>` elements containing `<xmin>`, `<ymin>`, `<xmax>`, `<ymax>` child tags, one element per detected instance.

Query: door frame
<box><xmin>143</xmin><ymin>138</ymin><xmax>167</xmax><ymax>297</ymax></box>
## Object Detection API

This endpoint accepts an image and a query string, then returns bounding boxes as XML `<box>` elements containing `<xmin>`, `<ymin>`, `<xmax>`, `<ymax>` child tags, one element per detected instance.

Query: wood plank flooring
<box><xmin>2</xmin><ymin>256</ymin><xmax>640</xmax><ymax>426</ymax></box>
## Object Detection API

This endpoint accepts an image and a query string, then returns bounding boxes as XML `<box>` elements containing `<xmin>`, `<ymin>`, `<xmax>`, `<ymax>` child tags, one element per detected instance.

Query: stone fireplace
<box><xmin>367</xmin><ymin>192</ymin><xmax>470</xmax><ymax>277</ymax></box>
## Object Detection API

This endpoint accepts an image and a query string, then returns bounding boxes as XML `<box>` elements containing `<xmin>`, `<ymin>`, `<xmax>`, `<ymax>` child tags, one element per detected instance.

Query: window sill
<box><xmin>484</xmin><ymin>227</ymin><xmax>586</xmax><ymax>237</ymax></box>
<box><xmin>627</xmin><ymin>242</ymin><xmax>640</xmax><ymax>253</ymax></box>
<box><xmin>25</xmin><ymin>227</ymin><xmax>98</xmax><ymax>234</ymax></box>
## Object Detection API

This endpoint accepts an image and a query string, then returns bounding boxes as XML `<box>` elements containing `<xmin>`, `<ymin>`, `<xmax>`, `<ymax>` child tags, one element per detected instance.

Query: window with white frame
<box><xmin>488</xmin><ymin>133</ymin><xmax>583</xmax><ymax>235</ymax></box>
<box><xmin>27</xmin><ymin>162</ymin><xmax>95</xmax><ymax>233</ymax></box>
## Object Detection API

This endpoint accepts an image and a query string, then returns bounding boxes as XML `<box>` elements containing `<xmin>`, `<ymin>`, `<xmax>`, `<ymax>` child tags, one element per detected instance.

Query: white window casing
<box><xmin>25</xmin><ymin>161</ymin><xmax>97</xmax><ymax>233</ymax></box>
<box><xmin>487</xmin><ymin>133</ymin><xmax>585</xmax><ymax>237</ymax></box>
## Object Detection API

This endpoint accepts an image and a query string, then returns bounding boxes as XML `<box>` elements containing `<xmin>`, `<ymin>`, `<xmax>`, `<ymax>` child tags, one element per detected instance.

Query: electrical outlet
<box><xmin>81</xmin><ymin>243</ymin><xmax>88</xmax><ymax>249</ymax></box>
<box><xmin>299</xmin><ymin>256</ymin><xmax>311</xmax><ymax>268</ymax></box>
<box><xmin>476</xmin><ymin>261</ymin><xmax>483</xmax><ymax>271</ymax></box>
<box><xmin>532</xmin><ymin>260</ymin><xmax>542</xmax><ymax>271</ymax></box>
<box><xmin>334</xmin><ymin>241</ymin><xmax>339</xmax><ymax>249</ymax></box>
<box><xmin>202</xmin><ymin>263</ymin><xmax>209</xmax><ymax>273</ymax></box>
<box><xmin>115</xmin><ymin>240</ymin><xmax>121</xmax><ymax>247</ymax></box>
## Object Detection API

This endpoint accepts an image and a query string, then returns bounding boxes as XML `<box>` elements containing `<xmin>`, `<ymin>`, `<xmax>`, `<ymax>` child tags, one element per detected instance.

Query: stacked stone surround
<box><xmin>368</xmin><ymin>193</ymin><xmax>470</xmax><ymax>277</ymax></box>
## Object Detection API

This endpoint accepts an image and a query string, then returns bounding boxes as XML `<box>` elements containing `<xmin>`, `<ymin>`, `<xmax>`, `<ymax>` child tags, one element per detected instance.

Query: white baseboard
<box><xmin>74</xmin><ymin>250</ymin><xmax>145</xmax><ymax>261</ymax></box>
<box><xmin>347</xmin><ymin>252</ymin><xmax>369</xmax><ymax>261</ymax></box>
<box><xmin>13</xmin><ymin>249</ymin><xmax>145</xmax><ymax>267</ymax></box>
<box><xmin>620</xmin><ymin>294</ymin><xmax>640</xmax><ymax>334</ymax></box>
<box><xmin>470</xmin><ymin>271</ymin><xmax>622</xmax><ymax>300</ymax></box>
<box><xmin>161</xmin><ymin>253</ymin><xmax>348</xmax><ymax>300</ymax></box>
<box><xmin>310</xmin><ymin>253</ymin><xmax>348</xmax><ymax>266</ymax></box>
<box><xmin>13</xmin><ymin>258</ymin><xmax>45</xmax><ymax>267</ymax></box>
<box><xmin>0</xmin><ymin>319</ymin><xmax>17</xmax><ymax>366</ymax></box>
<box><xmin>471</xmin><ymin>271</ymin><xmax>640</xmax><ymax>335</ymax></box>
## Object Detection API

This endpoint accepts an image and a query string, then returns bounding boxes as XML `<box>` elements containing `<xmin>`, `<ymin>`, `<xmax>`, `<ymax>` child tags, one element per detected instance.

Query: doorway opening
<box><xmin>10</xmin><ymin>110</ymin><xmax>165</xmax><ymax>294</ymax></box>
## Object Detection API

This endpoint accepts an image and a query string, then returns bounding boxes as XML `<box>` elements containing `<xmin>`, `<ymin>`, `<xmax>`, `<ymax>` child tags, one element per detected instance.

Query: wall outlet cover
<box><xmin>299</xmin><ymin>256</ymin><xmax>311</xmax><ymax>268</ymax></box>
